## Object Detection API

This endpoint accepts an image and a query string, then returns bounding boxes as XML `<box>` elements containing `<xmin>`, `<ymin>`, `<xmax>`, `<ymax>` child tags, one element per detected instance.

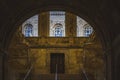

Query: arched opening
<box><xmin>24</xmin><ymin>24</ymin><xmax>33</xmax><ymax>37</ymax></box>
<box><xmin>7</xmin><ymin>11</ymin><xmax>105</xmax><ymax>80</ymax></box>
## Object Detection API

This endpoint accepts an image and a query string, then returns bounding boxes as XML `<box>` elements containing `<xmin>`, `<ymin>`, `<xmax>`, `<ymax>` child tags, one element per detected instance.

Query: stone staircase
<box><xmin>31</xmin><ymin>74</ymin><xmax>82</xmax><ymax>80</ymax></box>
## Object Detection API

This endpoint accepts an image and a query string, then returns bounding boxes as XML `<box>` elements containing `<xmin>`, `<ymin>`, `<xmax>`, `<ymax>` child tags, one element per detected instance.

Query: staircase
<box><xmin>32</xmin><ymin>74</ymin><xmax>82</xmax><ymax>80</ymax></box>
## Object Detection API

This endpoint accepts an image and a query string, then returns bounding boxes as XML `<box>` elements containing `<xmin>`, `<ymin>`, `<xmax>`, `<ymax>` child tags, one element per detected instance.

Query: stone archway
<box><xmin>0</xmin><ymin>1</ymin><xmax>113</xmax><ymax>80</ymax></box>
<box><xmin>2</xmin><ymin>4</ymin><xmax>110</xmax><ymax>50</ymax></box>
<box><xmin>6</xmin><ymin>10</ymin><xmax>107</xmax><ymax>80</ymax></box>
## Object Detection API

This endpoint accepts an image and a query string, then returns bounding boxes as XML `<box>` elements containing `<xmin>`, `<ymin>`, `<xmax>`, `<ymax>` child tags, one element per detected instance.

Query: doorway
<box><xmin>50</xmin><ymin>53</ymin><xmax>65</xmax><ymax>73</ymax></box>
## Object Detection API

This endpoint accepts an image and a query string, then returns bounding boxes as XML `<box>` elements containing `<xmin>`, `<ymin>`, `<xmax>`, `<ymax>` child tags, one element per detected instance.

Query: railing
<box><xmin>23</xmin><ymin>64</ymin><xmax>33</xmax><ymax>80</ymax></box>
<box><xmin>55</xmin><ymin>64</ymin><xmax>58</xmax><ymax>80</ymax></box>
<box><xmin>81</xmin><ymin>69</ymin><xmax>89</xmax><ymax>80</ymax></box>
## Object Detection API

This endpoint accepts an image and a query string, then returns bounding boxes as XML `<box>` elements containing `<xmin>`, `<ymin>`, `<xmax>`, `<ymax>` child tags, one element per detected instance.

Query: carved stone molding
<box><xmin>25</xmin><ymin>37</ymin><xmax>87</xmax><ymax>48</ymax></box>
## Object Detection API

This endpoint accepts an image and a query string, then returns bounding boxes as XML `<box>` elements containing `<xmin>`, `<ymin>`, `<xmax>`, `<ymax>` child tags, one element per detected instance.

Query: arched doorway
<box><xmin>7</xmin><ymin>11</ymin><xmax>105</xmax><ymax>80</ymax></box>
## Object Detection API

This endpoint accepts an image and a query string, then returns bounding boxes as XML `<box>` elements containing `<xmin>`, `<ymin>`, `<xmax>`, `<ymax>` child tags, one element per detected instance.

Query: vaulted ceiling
<box><xmin>0</xmin><ymin>0</ymin><xmax>120</xmax><ymax>49</ymax></box>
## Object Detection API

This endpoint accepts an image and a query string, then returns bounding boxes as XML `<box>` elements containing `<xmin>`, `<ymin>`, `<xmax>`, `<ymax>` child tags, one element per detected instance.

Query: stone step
<box><xmin>31</xmin><ymin>74</ymin><xmax>82</xmax><ymax>80</ymax></box>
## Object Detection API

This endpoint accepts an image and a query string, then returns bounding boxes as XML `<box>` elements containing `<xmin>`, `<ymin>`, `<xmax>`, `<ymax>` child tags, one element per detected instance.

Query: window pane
<box><xmin>24</xmin><ymin>24</ymin><xmax>33</xmax><ymax>37</ymax></box>
<box><xmin>84</xmin><ymin>26</ymin><xmax>93</xmax><ymax>37</ymax></box>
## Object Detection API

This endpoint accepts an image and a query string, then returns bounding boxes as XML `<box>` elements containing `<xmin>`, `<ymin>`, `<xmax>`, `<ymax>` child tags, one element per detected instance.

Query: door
<box><xmin>50</xmin><ymin>53</ymin><xmax>65</xmax><ymax>73</ymax></box>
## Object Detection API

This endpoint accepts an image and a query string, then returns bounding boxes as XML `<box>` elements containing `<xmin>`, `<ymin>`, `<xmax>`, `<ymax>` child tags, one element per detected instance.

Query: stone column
<box><xmin>112</xmin><ymin>35</ymin><xmax>120</xmax><ymax>80</ymax></box>
<box><xmin>65</xmin><ymin>12</ymin><xmax>77</xmax><ymax>37</ymax></box>
<box><xmin>0</xmin><ymin>49</ymin><xmax>8</xmax><ymax>80</ymax></box>
<box><xmin>104</xmin><ymin>49</ymin><xmax>112</xmax><ymax>80</ymax></box>
<box><xmin>0</xmin><ymin>50</ymin><xmax>3</xmax><ymax>80</ymax></box>
<box><xmin>38</xmin><ymin>12</ymin><xmax>49</xmax><ymax>37</ymax></box>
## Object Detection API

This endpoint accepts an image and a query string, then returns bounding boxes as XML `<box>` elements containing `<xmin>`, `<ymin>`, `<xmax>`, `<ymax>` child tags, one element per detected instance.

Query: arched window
<box><xmin>77</xmin><ymin>16</ymin><xmax>93</xmax><ymax>37</ymax></box>
<box><xmin>84</xmin><ymin>25</ymin><xmax>93</xmax><ymax>37</ymax></box>
<box><xmin>54</xmin><ymin>23</ymin><xmax>63</xmax><ymax>37</ymax></box>
<box><xmin>24</xmin><ymin>24</ymin><xmax>33</xmax><ymax>37</ymax></box>
<box><xmin>49</xmin><ymin>11</ymin><xmax>65</xmax><ymax>37</ymax></box>
<box><xmin>22</xmin><ymin>15</ymin><xmax>38</xmax><ymax>37</ymax></box>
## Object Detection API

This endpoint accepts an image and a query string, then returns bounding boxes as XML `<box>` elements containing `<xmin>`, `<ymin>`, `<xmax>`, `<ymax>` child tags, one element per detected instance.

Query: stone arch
<box><xmin>3</xmin><ymin>4</ymin><xmax>110</xmax><ymax>54</ymax></box>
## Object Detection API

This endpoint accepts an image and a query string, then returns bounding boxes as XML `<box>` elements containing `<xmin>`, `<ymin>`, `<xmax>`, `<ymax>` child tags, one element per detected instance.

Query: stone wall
<box><xmin>29</xmin><ymin>48</ymin><xmax>83</xmax><ymax>74</ymax></box>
